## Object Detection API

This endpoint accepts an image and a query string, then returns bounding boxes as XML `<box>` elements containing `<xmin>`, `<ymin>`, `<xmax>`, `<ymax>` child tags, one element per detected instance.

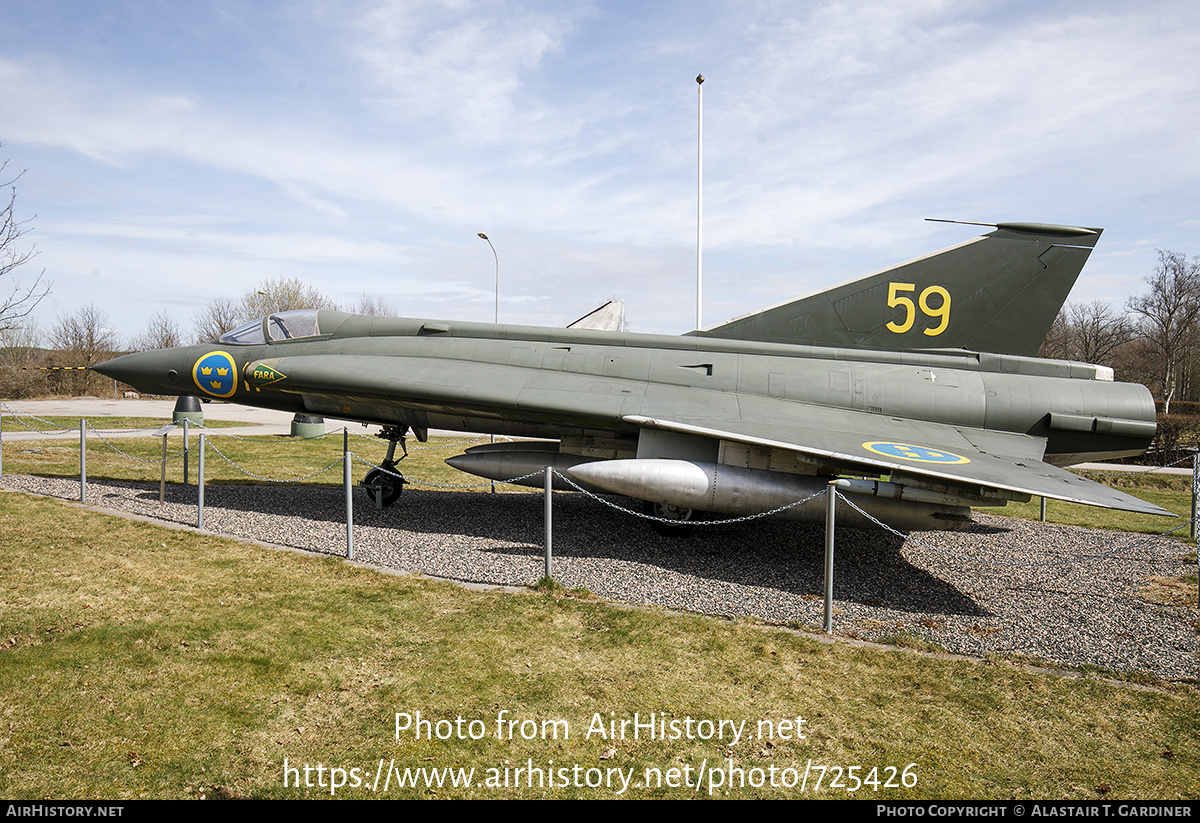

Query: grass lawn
<box><xmin>3</xmin><ymin>422</ymin><xmax>1196</xmax><ymax>532</ymax></box>
<box><xmin>1</xmin><ymin>491</ymin><xmax>1197</xmax><ymax>799</ymax></box>
<box><xmin>0</xmin><ymin>417</ymin><xmax>1197</xmax><ymax>798</ymax></box>
<box><xmin>1</xmin><ymin>414</ymin><xmax>245</xmax><ymax>434</ymax></box>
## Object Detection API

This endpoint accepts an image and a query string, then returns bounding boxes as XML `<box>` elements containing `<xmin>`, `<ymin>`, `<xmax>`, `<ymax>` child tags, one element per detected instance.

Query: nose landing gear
<box><xmin>362</xmin><ymin>425</ymin><xmax>412</xmax><ymax>507</ymax></box>
<box><xmin>364</xmin><ymin>467</ymin><xmax>404</xmax><ymax>507</ymax></box>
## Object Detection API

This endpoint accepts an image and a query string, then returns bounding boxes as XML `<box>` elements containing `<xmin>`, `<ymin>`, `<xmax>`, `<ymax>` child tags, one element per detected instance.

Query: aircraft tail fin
<box><xmin>694</xmin><ymin>222</ymin><xmax>1102</xmax><ymax>356</ymax></box>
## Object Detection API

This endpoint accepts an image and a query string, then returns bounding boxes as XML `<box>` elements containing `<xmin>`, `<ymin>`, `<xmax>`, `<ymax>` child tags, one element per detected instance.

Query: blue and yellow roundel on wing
<box><xmin>862</xmin><ymin>441</ymin><xmax>971</xmax><ymax>465</ymax></box>
<box><xmin>192</xmin><ymin>351</ymin><xmax>238</xmax><ymax>399</ymax></box>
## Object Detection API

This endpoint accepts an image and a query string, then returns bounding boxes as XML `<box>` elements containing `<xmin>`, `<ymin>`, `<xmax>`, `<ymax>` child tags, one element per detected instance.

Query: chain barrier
<box><xmin>1</xmin><ymin>403</ymin><xmax>177</xmax><ymax>437</ymax></box>
<box><xmin>191</xmin><ymin>425</ymin><xmax>333</xmax><ymax>442</ymax></box>
<box><xmin>185</xmin><ymin>428</ymin><xmax>262</xmax><ymax>442</ymax></box>
<box><xmin>205</xmin><ymin>427</ymin><xmax>491</xmax><ymax>449</ymax></box>
<box><xmin>550</xmin><ymin>468</ymin><xmax>827</xmax><ymax>526</ymax></box>
<box><xmin>204</xmin><ymin>438</ymin><xmax>343</xmax><ymax>483</ymax></box>
<box><xmin>2</xmin><ymin>403</ymin><xmax>82</xmax><ymax>435</ymax></box>
<box><xmin>348</xmin><ymin>429</ymin><xmax>498</xmax><ymax>451</ymax></box>
<box><xmin>349</xmin><ymin>453</ymin><xmax>545</xmax><ymax>489</ymax></box>
<box><xmin>2</xmin><ymin>406</ymin><xmax>344</xmax><ymax>481</ymax></box>
<box><xmin>832</xmin><ymin>488</ymin><xmax>1193</xmax><ymax>570</ymax></box>
<box><xmin>409</xmin><ymin>435</ymin><xmax>493</xmax><ymax>451</ymax></box>
<box><xmin>351</xmin><ymin>456</ymin><xmax>825</xmax><ymax>524</ymax></box>
<box><xmin>4</xmin><ymin>405</ymin><xmax>1198</xmax><ymax>570</ymax></box>
<box><xmin>83</xmin><ymin>421</ymin><xmax>188</xmax><ymax>465</ymax></box>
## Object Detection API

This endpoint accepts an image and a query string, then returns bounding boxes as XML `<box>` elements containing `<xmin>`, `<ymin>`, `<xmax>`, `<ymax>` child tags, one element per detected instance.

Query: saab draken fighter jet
<box><xmin>95</xmin><ymin>222</ymin><xmax>1170</xmax><ymax>532</ymax></box>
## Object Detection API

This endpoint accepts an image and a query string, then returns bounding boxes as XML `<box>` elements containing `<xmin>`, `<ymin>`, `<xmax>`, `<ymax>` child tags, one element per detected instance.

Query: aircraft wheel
<box><xmin>364</xmin><ymin>469</ymin><xmax>404</xmax><ymax>507</ymax></box>
<box><xmin>643</xmin><ymin>500</ymin><xmax>696</xmax><ymax>536</ymax></box>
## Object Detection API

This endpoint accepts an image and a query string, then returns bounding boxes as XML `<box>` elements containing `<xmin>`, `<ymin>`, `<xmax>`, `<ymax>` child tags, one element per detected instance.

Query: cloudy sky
<box><xmin>1</xmin><ymin>0</ymin><xmax>1198</xmax><ymax>344</ymax></box>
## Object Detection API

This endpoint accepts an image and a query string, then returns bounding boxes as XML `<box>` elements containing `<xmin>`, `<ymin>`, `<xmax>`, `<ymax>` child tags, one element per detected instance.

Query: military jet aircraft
<box><xmin>94</xmin><ymin>221</ymin><xmax>1170</xmax><ymax>532</ymax></box>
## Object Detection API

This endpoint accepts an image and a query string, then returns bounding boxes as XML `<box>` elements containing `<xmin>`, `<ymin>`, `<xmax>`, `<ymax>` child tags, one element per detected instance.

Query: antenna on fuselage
<box><xmin>925</xmin><ymin>218</ymin><xmax>998</xmax><ymax>228</ymax></box>
<box><xmin>925</xmin><ymin>218</ymin><xmax>1098</xmax><ymax>237</ymax></box>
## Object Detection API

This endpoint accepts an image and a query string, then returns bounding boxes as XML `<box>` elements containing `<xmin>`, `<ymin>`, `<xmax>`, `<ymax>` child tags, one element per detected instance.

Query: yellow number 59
<box><xmin>886</xmin><ymin>283</ymin><xmax>951</xmax><ymax>336</ymax></box>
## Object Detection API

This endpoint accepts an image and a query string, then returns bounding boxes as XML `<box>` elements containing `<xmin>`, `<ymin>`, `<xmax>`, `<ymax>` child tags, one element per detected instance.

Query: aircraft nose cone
<box><xmin>92</xmin><ymin>349</ymin><xmax>185</xmax><ymax>394</ymax></box>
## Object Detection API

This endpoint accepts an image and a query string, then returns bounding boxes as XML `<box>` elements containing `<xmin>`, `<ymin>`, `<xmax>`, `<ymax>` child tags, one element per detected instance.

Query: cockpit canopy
<box><xmin>219</xmin><ymin>310</ymin><xmax>324</xmax><ymax>345</ymax></box>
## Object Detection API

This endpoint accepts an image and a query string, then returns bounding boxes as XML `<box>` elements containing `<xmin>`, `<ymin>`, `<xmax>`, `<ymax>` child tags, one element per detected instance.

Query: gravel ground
<box><xmin>4</xmin><ymin>473</ymin><xmax>1196</xmax><ymax>682</ymax></box>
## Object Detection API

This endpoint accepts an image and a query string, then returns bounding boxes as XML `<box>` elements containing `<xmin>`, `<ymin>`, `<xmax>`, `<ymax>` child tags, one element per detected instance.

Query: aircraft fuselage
<box><xmin>93</xmin><ymin>222</ymin><xmax>1170</xmax><ymax>531</ymax></box>
<box><xmin>97</xmin><ymin>311</ymin><xmax>1155</xmax><ymax>472</ymax></box>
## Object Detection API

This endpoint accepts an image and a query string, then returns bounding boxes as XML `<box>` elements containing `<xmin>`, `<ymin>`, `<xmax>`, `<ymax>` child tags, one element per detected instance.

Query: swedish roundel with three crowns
<box><xmin>192</xmin><ymin>351</ymin><xmax>238</xmax><ymax>399</ymax></box>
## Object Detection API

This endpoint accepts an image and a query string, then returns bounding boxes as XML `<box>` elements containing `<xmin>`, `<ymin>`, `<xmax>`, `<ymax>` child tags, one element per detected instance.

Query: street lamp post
<box><xmin>696</xmin><ymin>73</ymin><xmax>704</xmax><ymax>331</ymax></box>
<box><xmin>478</xmin><ymin>231</ymin><xmax>499</xmax><ymax>493</ymax></box>
<box><xmin>478</xmin><ymin>232</ymin><xmax>498</xmax><ymax>324</ymax></box>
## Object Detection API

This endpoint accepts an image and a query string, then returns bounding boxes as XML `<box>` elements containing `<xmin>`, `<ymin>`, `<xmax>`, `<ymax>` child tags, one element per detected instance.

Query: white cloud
<box><xmin>350</xmin><ymin>1</ymin><xmax>579</xmax><ymax>133</ymax></box>
<box><xmin>2</xmin><ymin>1</ymin><xmax>1199</xmax><ymax>337</ymax></box>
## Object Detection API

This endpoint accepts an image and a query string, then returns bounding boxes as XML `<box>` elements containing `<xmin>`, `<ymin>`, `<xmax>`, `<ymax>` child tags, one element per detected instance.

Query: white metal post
<box><xmin>824</xmin><ymin>481</ymin><xmax>836</xmax><ymax>634</ymax></box>
<box><xmin>196</xmin><ymin>434</ymin><xmax>205</xmax><ymax>529</ymax></box>
<box><xmin>160</xmin><ymin>433</ymin><xmax>168</xmax><ymax>502</ymax></box>
<box><xmin>345</xmin><ymin>451</ymin><xmax>354</xmax><ymax>560</ymax></box>
<box><xmin>1191</xmin><ymin>453</ymin><xmax>1198</xmax><ymax>541</ymax></box>
<box><xmin>544</xmin><ymin>466</ymin><xmax>553</xmax><ymax>580</ymax></box>
<box><xmin>79</xmin><ymin>418</ymin><xmax>87</xmax><ymax>503</ymax></box>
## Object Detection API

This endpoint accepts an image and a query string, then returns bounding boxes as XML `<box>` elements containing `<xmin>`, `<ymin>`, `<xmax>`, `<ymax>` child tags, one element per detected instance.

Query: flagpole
<box><xmin>696</xmin><ymin>73</ymin><xmax>704</xmax><ymax>331</ymax></box>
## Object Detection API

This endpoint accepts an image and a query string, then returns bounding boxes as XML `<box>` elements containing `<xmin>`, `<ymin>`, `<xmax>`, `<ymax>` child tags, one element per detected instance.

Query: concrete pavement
<box><xmin>0</xmin><ymin>398</ymin><xmax>379</xmax><ymax>441</ymax></box>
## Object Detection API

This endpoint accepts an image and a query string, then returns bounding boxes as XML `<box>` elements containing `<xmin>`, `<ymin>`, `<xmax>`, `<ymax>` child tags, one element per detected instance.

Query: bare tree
<box><xmin>193</xmin><ymin>296</ymin><xmax>242</xmax><ymax>343</ymax></box>
<box><xmin>193</xmin><ymin>278</ymin><xmax>340</xmax><ymax>342</ymax></box>
<box><xmin>0</xmin><ymin>317</ymin><xmax>41</xmax><ymax>350</ymax></box>
<box><xmin>351</xmin><ymin>291</ymin><xmax>396</xmax><ymax>317</ymax></box>
<box><xmin>1127</xmin><ymin>250</ymin><xmax>1200</xmax><ymax>414</ymax></box>
<box><xmin>0</xmin><ymin>149</ymin><xmax>51</xmax><ymax>330</ymax></box>
<box><xmin>132</xmin><ymin>309</ymin><xmax>181</xmax><ymax>351</ymax></box>
<box><xmin>0</xmin><ymin>319</ymin><xmax>49</xmax><ymax>398</ymax></box>
<box><xmin>1111</xmin><ymin>337</ymin><xmax>1160</xmax><ymax>390</ymax></box>
<box><xmin>1037</xmin><ymin>310</ymin><xmax>1070</xmax><ymax>361</ymax></box>
<box><xmin>240</xmin><ymin>276</ymin><xmax>339</xmax><ymax>318</ymax></box>
<box><xmin>51</xmin><ymin>303</ymin><xmax>117</xmax><ymax>361</ymax></box>
<box><xmin>1071</xmin><ymin>301</ymin><xmax>1133</xmax><ymax>365</ymax></box>
<box><xmin>48</xmin><ymin>303</ymin><xmax>118</xmax><ymax>395</ymax></box>
<box><xmin>1040</xmin><ymin>301</ymin><xmax>1135</xmax><ymax>366</ymax></box>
